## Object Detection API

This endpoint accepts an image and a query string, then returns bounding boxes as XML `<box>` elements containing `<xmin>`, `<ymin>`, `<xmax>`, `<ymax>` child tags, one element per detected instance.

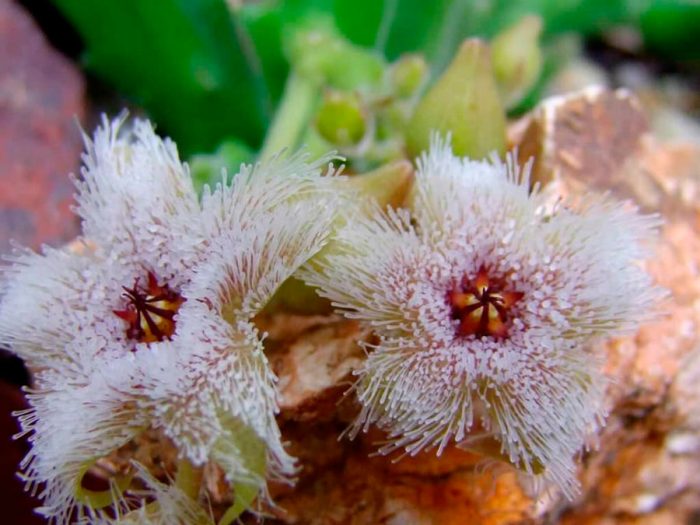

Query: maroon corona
<box><xmin>114</xmin><ymin>272</ymin><xmax>185</xmax><ymax>343</ymax></box>
<box><xmin>450</xmin><ymin>266</ymin><xmax>523</xmax><ymax>339</ymax></box>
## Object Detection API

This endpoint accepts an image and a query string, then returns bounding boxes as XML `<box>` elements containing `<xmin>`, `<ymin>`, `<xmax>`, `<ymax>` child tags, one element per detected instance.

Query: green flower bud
<box><xmin>287</xmin><ymin>18</ymin><xmax>384</xmax><ymax>90</ymax></box>
<box><xmin>390</xmin><ymin>54</ymin><xmax>428</xmax><ymax>98</ymax></box>
<box><xmin>406</xmin><ymin>39</ymin><xmax>507</xmax><ymax>159</ymax></box>
<box><xmin>375</xmin><ymin>103</ymin><xmax>407</xmax><ymax>141</ymax></box>
<box><xmin>315</xmin><ymin>90</ymin><xmax>367</xmax><ymax>147</ymax></box>
<box><xmin>491</xmin><ymin>15</ymin><xmax>544</xmax><ymax>109</ymax></box>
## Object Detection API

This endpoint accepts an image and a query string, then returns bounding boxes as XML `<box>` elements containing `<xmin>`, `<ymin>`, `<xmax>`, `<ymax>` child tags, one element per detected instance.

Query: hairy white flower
<box><xmin>302</xmin><ymin>138</ymin><xmax>662</xmax><ymax>497</ymax></box>
<box><xmin>0</xmin><ymin>116</ymin><xmax>338</xmax><ymax>523</ymax></box>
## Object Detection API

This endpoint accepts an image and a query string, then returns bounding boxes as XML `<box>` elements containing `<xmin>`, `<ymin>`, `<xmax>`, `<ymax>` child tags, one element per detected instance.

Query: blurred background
<box><xmin>0</xmin><ymin>0</ymin><xmax>699</xmax><ymax>522</ymax></box>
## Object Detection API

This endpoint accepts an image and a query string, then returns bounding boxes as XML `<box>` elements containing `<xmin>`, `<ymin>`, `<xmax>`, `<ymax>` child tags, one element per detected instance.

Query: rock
<box><xmin>513</xmin><ymin>86</ymin><xmax>648</xmax><ymax>201</ymax></box>
<box><xmin>0</xmin><ymin>0</ymin><xmax>84</xmax><ymax>255</ymax></box>
<box><xmin>268</xmin><ymin>432</ymin><xmax>532</xmax><ymax>525</ymax></box>
<box><xmin>512</xmin><ymin>87</ymin><xmax>700</xmax><ymax>524</ymax></box>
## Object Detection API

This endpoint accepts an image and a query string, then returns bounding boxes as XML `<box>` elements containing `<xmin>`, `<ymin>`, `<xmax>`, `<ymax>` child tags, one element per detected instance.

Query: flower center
<box><xmin>114</xmin><ymin>272</ymin><xmax>185</xmax><ymax>343</ymax></box>
<box><xmin>450</xmin><ymin>267</ymin><xmax>523</xmax><ymax>339</ymax></box>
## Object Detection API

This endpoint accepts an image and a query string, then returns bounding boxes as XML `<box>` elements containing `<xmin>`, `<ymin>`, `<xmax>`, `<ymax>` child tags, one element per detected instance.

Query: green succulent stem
<box><xmin>259</xmin><ymin>71</ymin><xmax>319</xmax><ymax>160</ymax></box>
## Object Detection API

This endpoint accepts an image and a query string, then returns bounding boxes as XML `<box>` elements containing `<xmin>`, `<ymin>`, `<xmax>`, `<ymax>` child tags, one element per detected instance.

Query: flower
<box><xmin>301</xmin><ymin>138</ymin><xmax>662</xmax><ymax>497</ymax></box>
<box><xmin>0</xmin><ymin>115</ymin><xmax>338</xmax><ymax>523</ymax></box>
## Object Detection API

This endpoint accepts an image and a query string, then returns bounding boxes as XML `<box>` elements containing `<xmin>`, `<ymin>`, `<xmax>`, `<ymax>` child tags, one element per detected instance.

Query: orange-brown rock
<box><xmin>513</xmin><ymin>87</ymin><xmax>648</xmax><ymax>198</ymax></box>
<box><xmin>511</xmin><ymin>88</ymin><xmax>700</xmax><ymax>525</ymax></box>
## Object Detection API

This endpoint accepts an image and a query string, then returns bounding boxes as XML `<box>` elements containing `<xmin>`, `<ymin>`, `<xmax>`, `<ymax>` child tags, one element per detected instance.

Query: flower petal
<box><xmin>74</xmin><ymin>115</ymin><xmax>201</xmax><ymax>277</ymax></box>
<box><xmin>17</xmin><ymin>373</ymin><xmax>146</xmax><ymax>523</ymax></box>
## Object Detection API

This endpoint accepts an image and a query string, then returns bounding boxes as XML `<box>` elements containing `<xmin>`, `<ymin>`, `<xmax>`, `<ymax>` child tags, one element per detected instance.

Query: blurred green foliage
<box><xmin>55</xmin><ymin>0</ymin><xmax>271</xmax><ymax>156</ymax></box>
<box><xmin>55</xmin><ymin>0</ymin><xmax>700</xmax><ymax>158</ymax></box>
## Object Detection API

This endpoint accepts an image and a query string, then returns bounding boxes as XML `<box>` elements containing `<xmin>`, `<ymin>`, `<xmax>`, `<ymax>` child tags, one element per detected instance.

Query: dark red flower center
<box><xmin>450</xmin><ymin>267</ymin><xmax>523</xmax><ymax>339</ymax></box>
<box><xmin>114</xmin><ymin>272</ymin><xmax>185</xmax><ymax>343</ymax></box>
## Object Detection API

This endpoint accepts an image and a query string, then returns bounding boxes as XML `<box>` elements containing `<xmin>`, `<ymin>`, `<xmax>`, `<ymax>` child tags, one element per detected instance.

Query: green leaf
<box><xmin>640</xmin><ymin>1</ymin><xmax>700</xmax><ymax>61</ymax></box>
<box><xmin>333</xmin><ymin>0</ymin><xmax>639</xmax><ymax>68</ymax></box>
<box><xmin>334</xmin><ymin>0</ymin><xmax>452</xmax><ymax>61</ymax></box>
<box><xmin>54</xmin><ymin>0</ymin><xmax>271</xmax><ymax>156</ymax></box>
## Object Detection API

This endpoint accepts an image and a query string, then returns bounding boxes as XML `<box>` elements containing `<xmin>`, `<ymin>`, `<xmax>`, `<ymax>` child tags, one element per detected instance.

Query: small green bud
<box><xmin>390</xmin><ymin>54</ymin><xmax>428</xmax><ymax>98</ymax></box>
<box><xmin>491</xmin><ymin>15</ymin><xmax>544</xmax><ymax>109</ymax></box>
<box><xmin>406</xmin><ymin>39</ymin><xmax>507</xmax><ymax>159</ymax></box>
<box><xmin>375</xmin><ymin>103</ymin><xmax>407</xmax><ymax>141</ymax></box>
<box><xmin>287</xmin><ymin>18</ymin><xmax>384</xmax><ymax>90</ymax></box>
<box><xmin>315</xmin><ymin>90</ymin><xmax>367</xmax><ymax>147</ymax></box>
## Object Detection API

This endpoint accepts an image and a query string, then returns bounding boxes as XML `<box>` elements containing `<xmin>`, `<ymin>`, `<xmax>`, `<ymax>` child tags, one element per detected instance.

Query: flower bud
<box><xmin>491</xmin><ymin>15</ymin><xmax>544</xmax><ymax>109</ymax></box>
<box><xmin>390</xmin><ymin>54</ymin><xmax>428</xmax><ymax>98</ymax></box>
<box><xmin>406</xmin><ymin>39</ymin><xmax>506</xmax><ymax>159</ymax></box>
<box><xmin>339</xmin><ymin>160</ymin><xmax>414</xmax><ymax>212</ymax></box>
<box><xmin>287</xmin><ymin>18</ymin><xmax>384</xmax><ymax>90</ymax></box>
<box><xmin>315</xmin><ymin>90</ymin><xmax>367</xmax><ymax>146</ymax></box>
<box><xmin>319</xmin><ymin>160</ymin><xmax>414</xmax><ymax>259</ymax></box>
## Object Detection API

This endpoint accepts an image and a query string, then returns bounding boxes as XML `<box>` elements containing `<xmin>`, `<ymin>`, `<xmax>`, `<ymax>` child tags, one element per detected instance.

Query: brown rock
<box><xmin>0</xmin><ymin>0</ymin><xmax>84</xmax><ymax>254</ymax></box>
<box><xmin>275</xmin><ymin>319</ymin><xmax>367</xmax><ymax>420</ymax></box>
<box><xmin>512</xmin><ymin>88</ymin><xmax>700</xmax><ymax>524</ymax></box>
<box><xmin>514</xmin><ymin>87</ymin><xmax>648</xmax><ymax>201</ymax></box>
<box><xmin>269</xmin><ymin>436</ymin><xmax>532</xmax><ymax>525</ymax></box>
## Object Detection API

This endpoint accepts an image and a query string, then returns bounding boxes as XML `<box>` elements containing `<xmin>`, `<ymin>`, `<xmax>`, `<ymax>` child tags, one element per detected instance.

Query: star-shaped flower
<box><xmin>301</xmin><ymin>138</ymin><xmax>662</xmax><ymax>496</ymax></box>
<box><xmin>0</xmin><ymin>116</ymin><xmax>338</xmax><ymax>523</ymax></box>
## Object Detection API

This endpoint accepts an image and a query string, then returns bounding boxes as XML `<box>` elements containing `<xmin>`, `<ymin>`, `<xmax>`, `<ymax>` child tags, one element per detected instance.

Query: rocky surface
<box><xmin>0</xmin><ymin>0</ymin><xmax>84</xmax><ymax>254</ymax></box>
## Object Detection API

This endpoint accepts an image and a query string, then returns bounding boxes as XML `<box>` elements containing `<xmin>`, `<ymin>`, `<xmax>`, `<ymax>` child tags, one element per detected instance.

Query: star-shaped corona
<box><xmin>114</xmin><ymin>272</ymin><xmax>186</xmax><ymax>343</ymax></box>
<box><xmin>0</xmin><ymin>116</ymin><xmax>339</xmax><ymax>523</ymax></box>
<box><xmin>302</xmin><ymin>137</ymin><xmax>662</xmax><ymax>497</ymax></box>
<box><xmin>450</xmin><ymin>266</ymin><xmax>523</xmax><ymax>339</ymax></box>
